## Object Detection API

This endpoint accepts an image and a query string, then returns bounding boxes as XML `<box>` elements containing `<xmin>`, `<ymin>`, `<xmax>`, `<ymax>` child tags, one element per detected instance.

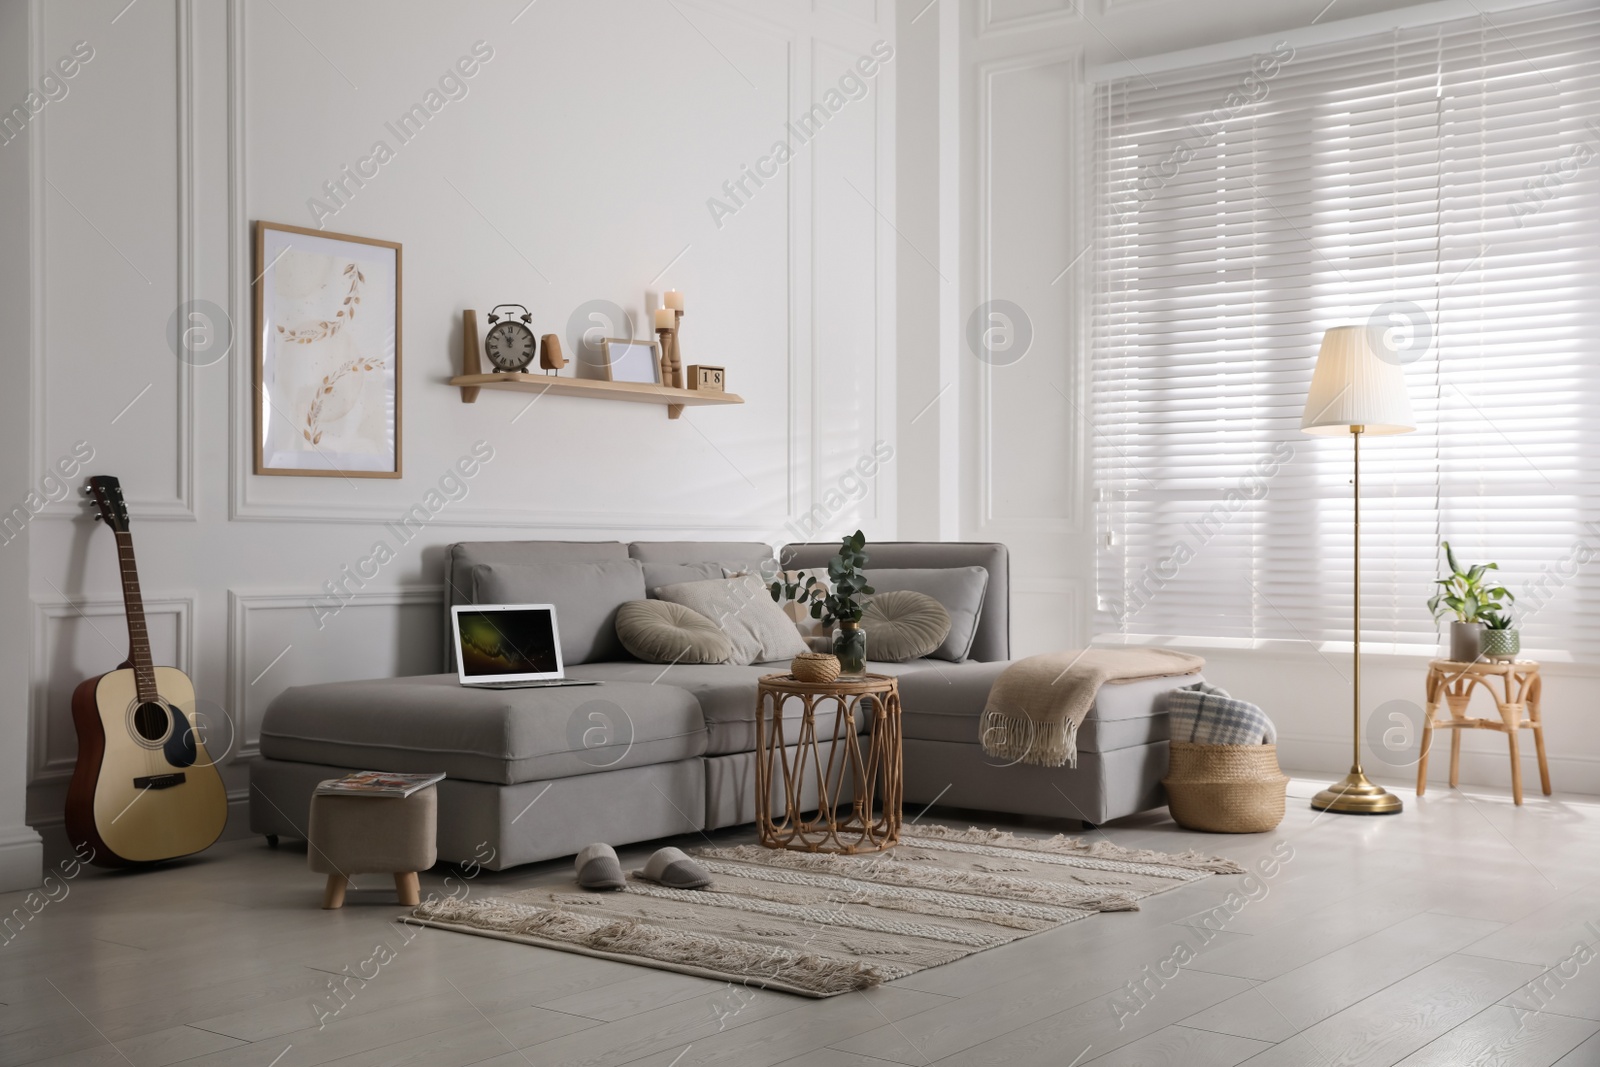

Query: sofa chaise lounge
<box><xmin>249</xmin><ymin>540</ymin><xmax>1193</xmax><ymax>869</ymax></box>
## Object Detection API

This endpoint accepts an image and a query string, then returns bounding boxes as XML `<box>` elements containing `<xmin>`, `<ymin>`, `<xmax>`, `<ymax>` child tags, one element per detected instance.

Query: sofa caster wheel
<box><xmin>265</xmin><ymin>834</ymin><xmax>279</xmax><ymax>848</ymax></box>
<box><xmin>1080</xmin><ymin>822</ymin><xmax>1097</xmax><ymax>832</ymax></box>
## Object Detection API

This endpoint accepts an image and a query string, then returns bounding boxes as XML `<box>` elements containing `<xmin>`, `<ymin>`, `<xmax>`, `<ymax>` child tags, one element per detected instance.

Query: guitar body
<box><xmin>68</xmin><ymin>475</ymin><xmax>229</xmax><ymax>867</ymax></box>
<box><xmin>66</xmin><ymin>667</ymin><xmax>228</xmax><ymax>867</ymax></box>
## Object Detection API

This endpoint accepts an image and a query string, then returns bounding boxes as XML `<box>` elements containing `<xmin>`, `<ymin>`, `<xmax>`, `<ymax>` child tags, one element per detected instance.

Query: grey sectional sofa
<box><xmin>249</xmin><ymin>540</ymin><xmax>1192</xmax><ymax>870</ymax></box>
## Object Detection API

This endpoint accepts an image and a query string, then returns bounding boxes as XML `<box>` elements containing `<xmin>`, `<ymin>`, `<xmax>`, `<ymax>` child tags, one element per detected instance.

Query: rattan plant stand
<box><xmin>754</xmin><ymin>673</ymin><xmax>903</xmax><ymax>854</ymax></box>
<box><xmin>1418</xmin><ymin>658</ymin><xmax>1549</xmax><ymax>806</ymax></box>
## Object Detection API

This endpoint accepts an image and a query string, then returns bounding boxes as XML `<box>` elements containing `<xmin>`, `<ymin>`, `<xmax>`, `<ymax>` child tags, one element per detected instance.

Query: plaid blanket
<box><xmin>1159</xmin><ymin>682</ymin><xmax>1276</xmax><ymax>746</ymax></box>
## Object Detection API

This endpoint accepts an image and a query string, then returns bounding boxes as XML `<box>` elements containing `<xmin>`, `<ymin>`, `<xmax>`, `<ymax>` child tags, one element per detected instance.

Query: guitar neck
<box><xmin>113</xmin><ymin>530</ymin><xmax>157</xmax><ymax>701</ymax></box>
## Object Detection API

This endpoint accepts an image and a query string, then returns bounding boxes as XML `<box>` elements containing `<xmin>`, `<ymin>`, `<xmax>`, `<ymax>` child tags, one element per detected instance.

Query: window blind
<box><xmin>1092</xmin><ymin>0</ymin><xmax>1600</xmax><ymax>659</ymax></box>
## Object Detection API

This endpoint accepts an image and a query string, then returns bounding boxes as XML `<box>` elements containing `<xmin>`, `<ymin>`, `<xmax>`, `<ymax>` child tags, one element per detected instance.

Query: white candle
<box><xmin>663</xmin><ymin>290</ymin><xmax>684</xmax><ymax>311</ymax></box>
<box><xmin>654</xmin><ymin>307</ymin><xmax>676</xmax><ymax>329</ymax></box>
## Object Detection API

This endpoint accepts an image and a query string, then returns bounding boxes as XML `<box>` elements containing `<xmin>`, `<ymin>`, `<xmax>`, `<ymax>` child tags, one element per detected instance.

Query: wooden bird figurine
<box><xmin>539</xmin><ymin>333</ymin><xmax>567</xmax><ymax>373</ymax></box>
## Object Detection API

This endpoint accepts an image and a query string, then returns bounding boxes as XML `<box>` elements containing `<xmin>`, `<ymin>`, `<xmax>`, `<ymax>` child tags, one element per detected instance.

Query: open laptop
<box><xmin>451</xmin><ymin>603</ymin><xmax>601</xmax><ymax>690</ymax></box>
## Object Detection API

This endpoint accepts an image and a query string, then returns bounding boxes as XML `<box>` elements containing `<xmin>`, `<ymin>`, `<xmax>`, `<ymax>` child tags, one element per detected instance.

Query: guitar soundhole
<box><xmin>133</xmin><ymin>702</ymin><xmax>170</xmax><ymax>742</ymax></box>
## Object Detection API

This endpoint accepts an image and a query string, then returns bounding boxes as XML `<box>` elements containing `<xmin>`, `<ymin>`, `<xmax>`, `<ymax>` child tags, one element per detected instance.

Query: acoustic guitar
<box><xmin>66</xmin><ymin>475</ymin><xmax>227</xmax><ymax>866</ymax></box>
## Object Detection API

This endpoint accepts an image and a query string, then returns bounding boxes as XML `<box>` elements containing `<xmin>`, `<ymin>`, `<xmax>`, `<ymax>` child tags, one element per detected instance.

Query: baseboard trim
<box><xmin>0</xmin><ymin>824</ymin><xmax>44</xmax><ymax>892</ymax></box>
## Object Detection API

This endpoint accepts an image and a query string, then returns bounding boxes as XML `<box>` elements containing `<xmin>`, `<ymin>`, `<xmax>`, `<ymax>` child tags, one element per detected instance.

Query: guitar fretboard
<box><xmin>114</xmin><ymin>530</ymin><xmax>157</xmax><ymax>702</ymax></box>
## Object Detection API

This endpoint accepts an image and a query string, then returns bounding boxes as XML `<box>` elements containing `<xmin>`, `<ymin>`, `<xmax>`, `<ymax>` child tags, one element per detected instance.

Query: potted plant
<box><xmin>1480</xmin><ymin>610</ymin><xmax>1520</xmax><ymax>661</ymax></box>
<box><xmin>771</xmin><ymin>530</ymin><xmax>874</xmax><ymax>675</ymax></box>
<box><xmin>1427</xmin><ymin>541</ymin><xmax>1515</xmax><ymax>663</ymax></box>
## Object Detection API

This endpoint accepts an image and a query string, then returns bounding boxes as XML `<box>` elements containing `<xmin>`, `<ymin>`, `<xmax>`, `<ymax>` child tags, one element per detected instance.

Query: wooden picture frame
<box><xmin>599</xmin><ymin>337</ymin><xmax>662</xmax><ymax>385</ymax></box>
<box><xmin>253</xmin><ymin>220</ymin><xmax>402</xmax><ymax>478</ymax></box>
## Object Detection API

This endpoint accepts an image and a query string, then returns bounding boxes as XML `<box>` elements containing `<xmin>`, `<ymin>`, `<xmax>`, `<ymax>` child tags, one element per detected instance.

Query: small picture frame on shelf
<box><xmin>599</xmin><ymin>338</ymin><xmax>662</xmax><ymax>385</ymax></box>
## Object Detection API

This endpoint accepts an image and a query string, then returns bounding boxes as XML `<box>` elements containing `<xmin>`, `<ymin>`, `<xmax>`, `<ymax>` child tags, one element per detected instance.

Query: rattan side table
<box><xmin>754</xmin><ymin>673</ymin><xmax>903</xmax><ymax>854</ymax></box>
<box><xmin>1417</xmin><ymin>658</ymin><xmax>1550</xmax><ymax>806</ymax></box>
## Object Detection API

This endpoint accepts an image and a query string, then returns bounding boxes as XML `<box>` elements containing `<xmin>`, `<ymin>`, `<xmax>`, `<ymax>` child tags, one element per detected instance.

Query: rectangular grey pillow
<box><xmin>653</xmin><ymin>576</ymin><xmax>809</xmax><ymax>666</ymax></box>
<box><xmin>866</xmin><ymin>567</ymin><xmax>989</xmax><ymax>662</ymax></box>
<box><xmin>642</xmin><ymin>561</ymin><xmax>726</xmax><ymax>593</ymax></box>
<box><xmin>471</xmin><ymin>559</ymin><xmax>646</xmax><ymax>666</ymax></box>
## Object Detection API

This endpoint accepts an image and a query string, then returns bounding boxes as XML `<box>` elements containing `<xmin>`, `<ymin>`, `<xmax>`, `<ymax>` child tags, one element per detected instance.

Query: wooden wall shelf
<box><xmin>449</xmin><ymin>372</ymin><xmax>743</xmax><ymax>420</ymax></box>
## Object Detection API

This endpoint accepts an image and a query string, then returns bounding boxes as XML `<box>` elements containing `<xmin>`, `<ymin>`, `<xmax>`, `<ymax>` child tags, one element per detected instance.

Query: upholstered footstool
<box><xmin>308</xmin><ymin>785</ymin><xmax>438</xmax><ymax>909</ymax></box>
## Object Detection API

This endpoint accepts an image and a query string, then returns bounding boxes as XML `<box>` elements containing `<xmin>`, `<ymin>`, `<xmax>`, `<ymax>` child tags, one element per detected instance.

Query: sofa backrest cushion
<box><xmin>641</xmin><ymin>561</ymin><xmax>725</xmax><ymax>592</ymax></box>
<box><xmin>443</xmin><ymin>541</ymin><xmax>629</xmax><ymax>668</ymax></box>
<box><xmin>779</xmin><ymin>542</ymin><xmax>1011</xmax><ymax>662</ymax></box>
<box><xmin>628</xmin><ymin>541</ymin><xmax>776</xmax><ymax>571</ymax></box>
<box><xmin>470</xmin><ymin>559</ymin><xmax>647</xmax><ymax>666</ymax></box>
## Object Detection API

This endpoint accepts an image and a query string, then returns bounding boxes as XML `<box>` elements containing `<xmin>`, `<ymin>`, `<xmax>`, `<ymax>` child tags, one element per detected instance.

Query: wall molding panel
<box><xmin>974</xmin><ymin>47</ymin><xmax>1084</xmax><ymax>536</ymax></box>
<box><xmin>979</xmin><ymin>0</ymin><xmax>1081</xmax><ymax>39</ymax></box>
<box><xmin>228</xmin><ymin>587</ymin><xmax>444</xmax><ymax>759</ymax></box>
<box><xmin>30</xmin><ymin>594</ymin><xmax>195</xmax><ymax>787</ymax></box>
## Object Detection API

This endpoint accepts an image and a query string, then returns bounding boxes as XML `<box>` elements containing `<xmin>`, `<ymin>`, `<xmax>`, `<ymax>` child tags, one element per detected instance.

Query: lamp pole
<box><xmin>1310</xmin><ymin>422</ymin><xmax>1402</xmax><ymax>814</ymax></box>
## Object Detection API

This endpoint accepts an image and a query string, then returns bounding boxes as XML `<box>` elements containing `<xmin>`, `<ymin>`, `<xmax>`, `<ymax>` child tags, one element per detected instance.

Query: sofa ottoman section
<box><xmin>259</xmin><ymin>674</ymin><xmax>707</xmax><ymax>784</ymax></box>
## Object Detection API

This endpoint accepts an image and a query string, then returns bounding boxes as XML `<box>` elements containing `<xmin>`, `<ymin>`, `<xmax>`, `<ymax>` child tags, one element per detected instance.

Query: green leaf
<box><xmin>769</xmin><ymin>581</ymin><xmax>782</xmax><ymax>602</ymax></box>
<box><xmin>1444</xmin><ymin>541</ymin><xmax>1462</xmax><ymax>576</ymax></box>
<box><xmin>1467</xmin><ymin>565</ymin><xmax>1486</xmax><ymax>583</ymax></box>
<box><xmin>809</xmin><ymin>603</ymin><xmax>823</xmax><ymax>619</ymax></box>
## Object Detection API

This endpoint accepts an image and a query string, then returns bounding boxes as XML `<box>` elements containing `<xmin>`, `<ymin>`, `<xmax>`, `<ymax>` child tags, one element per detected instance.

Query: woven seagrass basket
<box><xmin>1163</xmin><ymin>741</ymin><xmax>1289</xmax><ymax>833</ymax></box>
<box><xmin>790</xmin><ymin>652</ymin><xmax>842</xmax><ymax>684</ymax></box>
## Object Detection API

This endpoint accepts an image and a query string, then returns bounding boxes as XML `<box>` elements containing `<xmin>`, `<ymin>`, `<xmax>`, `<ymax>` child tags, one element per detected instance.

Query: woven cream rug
<box><xmin>404</xmin><ymin>826</ymin><xmax>1242</xmax><ymax>997</ymax></box>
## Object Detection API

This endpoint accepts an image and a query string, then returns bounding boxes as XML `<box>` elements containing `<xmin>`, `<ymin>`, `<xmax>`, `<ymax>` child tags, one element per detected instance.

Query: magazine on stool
<box><xmin>314</xmin><ymin>771</ymin><xmax>445</xmax><ymax>799</ymax></box>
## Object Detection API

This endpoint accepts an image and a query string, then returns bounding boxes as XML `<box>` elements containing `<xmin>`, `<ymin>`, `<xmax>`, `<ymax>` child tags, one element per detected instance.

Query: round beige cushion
<box><xmin>615</xmin><ymin>600</ymin><xmax>734</xmax><ymax>664</ymax></box>
<box><xmin>863</xmin><ymin>590</ymin><xmax>952</xmax><ymax>663</ymax></box>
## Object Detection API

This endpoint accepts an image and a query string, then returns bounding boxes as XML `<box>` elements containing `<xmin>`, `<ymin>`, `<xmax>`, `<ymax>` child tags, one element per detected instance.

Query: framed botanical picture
<box><xmin>599</xmin><ymin>337</ymin><xmax>662</xmax><ymax>385</ymax></box>
<box><xmin>253</xmin><ymin>221</ymin><xmax>402</xmax><ymax>478</ymax></box>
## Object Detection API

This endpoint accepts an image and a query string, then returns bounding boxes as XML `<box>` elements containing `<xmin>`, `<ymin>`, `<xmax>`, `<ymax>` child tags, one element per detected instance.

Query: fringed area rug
<box><xmin>403</xmin><ymin>826</ymin><xmax>1242</xmax><ymax>998</ymax></box>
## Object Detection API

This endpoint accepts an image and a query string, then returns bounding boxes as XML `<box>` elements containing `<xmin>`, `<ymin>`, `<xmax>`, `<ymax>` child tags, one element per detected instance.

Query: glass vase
<box><xmin>833</xmin><ymin>622</ymin><xmax>867</xmax><ymax>676</ymax></box>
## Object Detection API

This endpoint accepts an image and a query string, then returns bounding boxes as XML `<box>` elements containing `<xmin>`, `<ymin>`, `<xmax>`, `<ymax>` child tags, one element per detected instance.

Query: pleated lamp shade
<box><xmin>1300</xmin><ymin>325</ymin><xmax>1416</xmax><ymax>436</ymax></box>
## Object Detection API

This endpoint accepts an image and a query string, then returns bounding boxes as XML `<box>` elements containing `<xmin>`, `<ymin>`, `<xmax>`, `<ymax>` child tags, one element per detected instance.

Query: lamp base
<box><xmin>1310</xmin><ymin>771</ymin><xmax>1403</xmax><ymax>815</ymax></box>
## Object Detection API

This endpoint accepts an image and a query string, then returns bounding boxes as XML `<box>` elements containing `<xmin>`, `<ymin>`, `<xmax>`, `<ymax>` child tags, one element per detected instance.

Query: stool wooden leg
<box><xmin>322</xmin><ymin>875</ymin><xmax>348</xmax><ymax>910</ymax></box>
<box><xmin>1417</xmin><ymin>702</ymin><xmax>1437</xmax><ymax>797</ymax></box>
<box><xmin>1449</xmin><ymin>728</ymin><xmax>1462</xmax><ymax>789</ymax></box>
<box><xmin>394</xmin><ymin>872</ymin><xmax>420</xmax><ymax>907</ymax></box>
<box><xmin>1530</xmin><ymin>676</ymin><xmax>1552</xmax><ymax>796</ymax></box>
<box><xmin>1503</xmin><ymin>703</ymin><xmax>1524</xmax><ymax>806</ymax></box>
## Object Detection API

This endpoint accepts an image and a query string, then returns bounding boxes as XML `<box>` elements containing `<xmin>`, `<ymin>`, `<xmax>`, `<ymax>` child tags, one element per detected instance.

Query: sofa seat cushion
<box><xmin>259</xmin><ymin>674</ymin><xmax>706</xmax><ymax>785</ymax></box>
<box><xmin>891</xmin><ymin>665</ymin><xmax>1201</xmax><ymax>754</ymax></box>
<box><xmin>563</xmin><ymin>661</ymin><xmax>865</xmax><ymax>755</ymax></box>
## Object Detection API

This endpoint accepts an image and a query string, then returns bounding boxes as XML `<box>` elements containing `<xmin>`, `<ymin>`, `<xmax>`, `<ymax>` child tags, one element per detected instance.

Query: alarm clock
<box><xmin>484</xmin><ymin>304</ymin><xmax>537</xmax><ymax>372</ymax></box>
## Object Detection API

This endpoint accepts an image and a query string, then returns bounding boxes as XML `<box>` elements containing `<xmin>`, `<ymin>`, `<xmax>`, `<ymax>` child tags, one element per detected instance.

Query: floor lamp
<box><xmin>1301</xmin><ymin>325</ymin><xmax>1416</xmax><ymax>815</ymax></box>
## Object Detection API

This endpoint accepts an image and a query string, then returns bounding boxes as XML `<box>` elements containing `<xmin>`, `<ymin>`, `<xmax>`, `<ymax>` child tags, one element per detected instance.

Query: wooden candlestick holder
<box><xmin>670</xmin><ymin>309</ymin><xmax>685</xmax><ymax>389</ymax></box>
<box><xmin>655</xmin><ymin>327</ymin><xmax>675</xmax><ymax>386</ymax></box>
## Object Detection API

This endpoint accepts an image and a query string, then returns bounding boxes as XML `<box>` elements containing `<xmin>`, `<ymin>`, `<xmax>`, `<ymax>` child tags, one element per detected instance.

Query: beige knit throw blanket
<box><xmin>981</xmin><ymin>649</ymin><xmax>1205</xmax><ymax>768</ymax></box>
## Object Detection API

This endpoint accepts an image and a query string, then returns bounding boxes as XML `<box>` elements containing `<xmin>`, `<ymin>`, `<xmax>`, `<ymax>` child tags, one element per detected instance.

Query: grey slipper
<box><xmin>575</xmin><ymin>843</ymin><xmax>625</xmax><ymax>891</ymax></box>
<box><xmin>638</xmin><ymin>847</ymin><xmax>712</xmax><ymax>889</ymax></box>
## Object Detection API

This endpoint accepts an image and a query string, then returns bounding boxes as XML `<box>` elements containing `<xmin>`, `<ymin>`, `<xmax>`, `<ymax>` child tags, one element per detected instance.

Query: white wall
<box><xmin>0</xmin><ymin>0</ymin><xmax>47</xmax><ymax>892</ymax></box>
<box><xmin>896</xmin><ymin>0</ymin><xmax>1600</xmax><ymax>799</ymax></box>
<box><xmin>19</xmin><ymin>0</ymin><xmax>897</xmax><ymax>863</ymax></box>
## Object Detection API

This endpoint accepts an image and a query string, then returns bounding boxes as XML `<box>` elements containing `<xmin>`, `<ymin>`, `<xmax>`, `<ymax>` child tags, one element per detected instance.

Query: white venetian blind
<box><xmin>1093</xmin><ymin>0</ymin><xmax>1600</xmax><ymax>659</ymax></box>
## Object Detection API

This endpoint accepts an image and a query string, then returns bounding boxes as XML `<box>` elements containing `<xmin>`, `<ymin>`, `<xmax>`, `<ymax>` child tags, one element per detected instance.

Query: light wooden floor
<box><xmin>5</xmin><ymin>775</ymin><xmax>1600</xmax><ymax>1067</ymax></box>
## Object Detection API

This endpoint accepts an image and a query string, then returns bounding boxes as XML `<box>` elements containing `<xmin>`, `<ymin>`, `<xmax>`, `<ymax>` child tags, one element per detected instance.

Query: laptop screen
<box><xmin>453</xmin><ymin>604</ymin><xmax>565</xmax><ymax>683</ymax></box>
